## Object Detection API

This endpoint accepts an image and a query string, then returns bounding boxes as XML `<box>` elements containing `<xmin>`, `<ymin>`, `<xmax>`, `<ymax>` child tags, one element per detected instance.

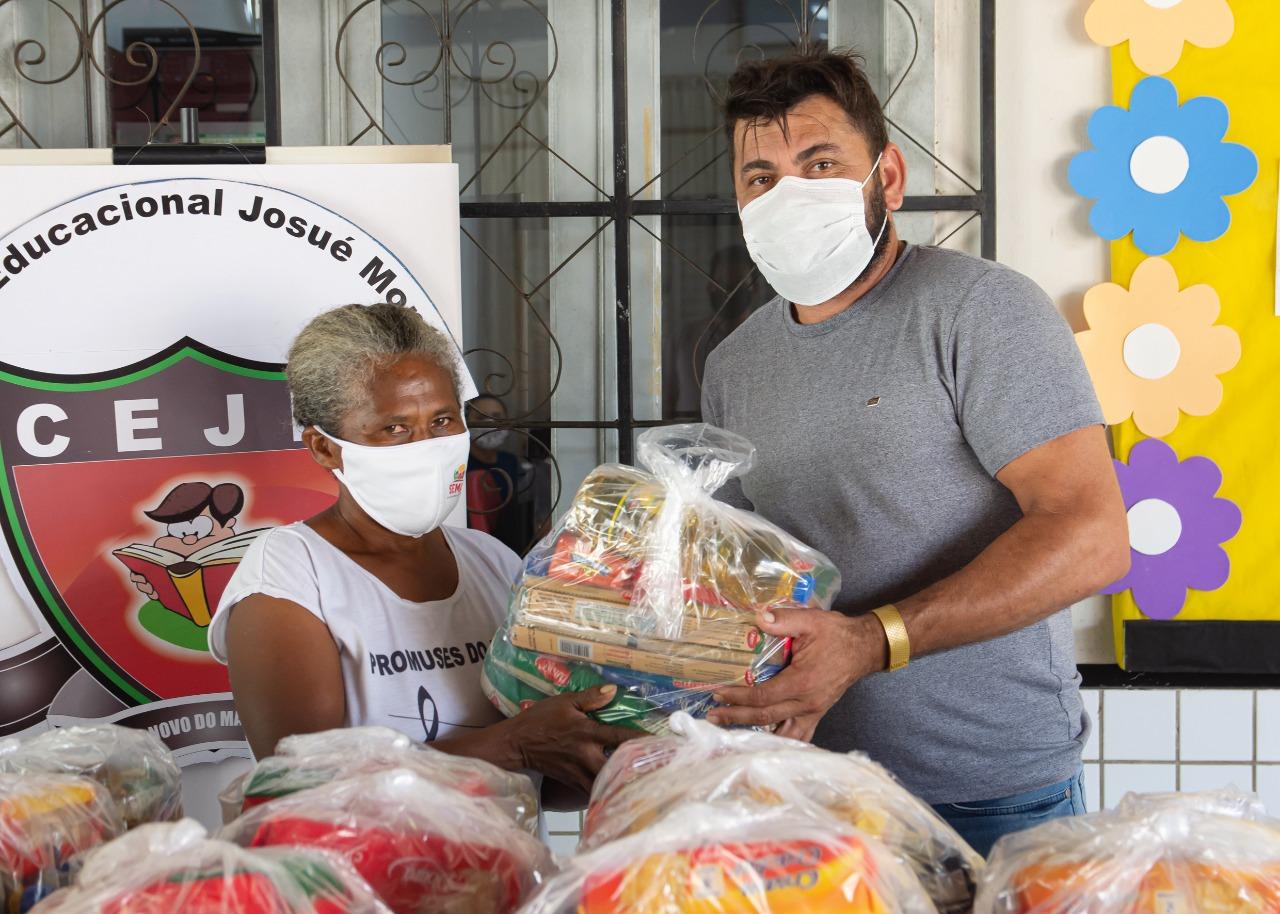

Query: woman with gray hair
<box><xmin>208</xmin><ymin>303</ymin><xmax>631</xmax><ymax>799</ymax></box>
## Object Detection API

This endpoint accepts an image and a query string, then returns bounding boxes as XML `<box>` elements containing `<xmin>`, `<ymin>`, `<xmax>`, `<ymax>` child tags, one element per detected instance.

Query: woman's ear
<box><xmin>302</xmin><ymin>427</ymin><xmax>341</xmax><ymax>471</ymax></box>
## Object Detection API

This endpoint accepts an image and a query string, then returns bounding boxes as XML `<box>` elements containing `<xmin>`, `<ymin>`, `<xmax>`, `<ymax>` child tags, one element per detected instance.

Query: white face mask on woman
<box><xmin>739</xmin><ymin>153</ymin><xmax>887</xmax><ymax>306</ymax></box>
<box><xmin>318</xmin><ymin>428</ymin><xmax>470</xmax><ymax>537</ymax></box>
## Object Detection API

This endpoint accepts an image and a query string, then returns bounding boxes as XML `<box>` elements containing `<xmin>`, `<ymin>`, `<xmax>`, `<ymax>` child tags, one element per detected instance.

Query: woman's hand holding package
<box><xmin>440</xmin><ymin>685</ymin><xmax>636</xmax><ymax>793</ymax></box>
<box><xmin>506</xmin><ymin>685</ymin><xmax>637</xmax><ymax>792</ymax></box>
<box><xmin>707</xmin><ymin>606</ymin><xmax>887</xmax><ymax>740</ymax></box>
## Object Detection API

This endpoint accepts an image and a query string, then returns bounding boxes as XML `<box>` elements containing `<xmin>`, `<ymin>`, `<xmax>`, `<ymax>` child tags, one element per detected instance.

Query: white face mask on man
<box><xmin>738</xmin><ymin>153</ymin><xmax>887</xmax><ymax>306</ymax></box>
<box><xmin>318</xmin><ymin>428</ymin><xmax>470</xmax><ymax>538</ymax></box>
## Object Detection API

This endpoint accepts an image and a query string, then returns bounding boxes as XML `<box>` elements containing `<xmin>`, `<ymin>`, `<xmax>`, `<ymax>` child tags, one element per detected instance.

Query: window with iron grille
<box><xmin>0</xmin><ymin>0</ymin><xmax>994</xmax><ymax>555</ymax></box>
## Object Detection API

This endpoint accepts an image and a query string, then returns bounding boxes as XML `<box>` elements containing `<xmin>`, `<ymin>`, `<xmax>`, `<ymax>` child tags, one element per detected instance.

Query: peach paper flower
<box><xmin>1085</xmin><ymin>0</ymin><xmax>1234</xmax><ymax>75</ymax></box>
<box><xmin>1075</xmin><ymin>257</ymin><xmax>1240</xmax><ymax>437</ymax></box>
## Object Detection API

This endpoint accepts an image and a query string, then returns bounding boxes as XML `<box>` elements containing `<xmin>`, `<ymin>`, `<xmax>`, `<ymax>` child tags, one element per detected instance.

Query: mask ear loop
<box><xmin>862</xmin><ymin>150</ymin><xmax>889</xmax><ymax>246</ymax></box>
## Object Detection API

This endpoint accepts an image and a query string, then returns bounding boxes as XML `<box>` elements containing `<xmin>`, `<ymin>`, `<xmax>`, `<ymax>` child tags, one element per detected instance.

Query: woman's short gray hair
<box><xmin>287</xmin><ymin>303</ymin><xmax>464</xmax><ymax>434</ymax></box>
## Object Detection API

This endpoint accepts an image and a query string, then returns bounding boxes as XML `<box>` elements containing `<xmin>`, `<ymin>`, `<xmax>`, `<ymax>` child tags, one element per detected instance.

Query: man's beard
<box><xmin>849</xmin><ymin>172</ymin><xmax>892</xmax><ymax>289</ymax></box>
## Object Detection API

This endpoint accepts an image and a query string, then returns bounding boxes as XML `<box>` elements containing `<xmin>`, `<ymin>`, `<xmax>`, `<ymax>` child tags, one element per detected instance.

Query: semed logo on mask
<box><xmin>448</xmin><ymin>463</ymin><xmax>466</xmax><ymax>498</ymax></box>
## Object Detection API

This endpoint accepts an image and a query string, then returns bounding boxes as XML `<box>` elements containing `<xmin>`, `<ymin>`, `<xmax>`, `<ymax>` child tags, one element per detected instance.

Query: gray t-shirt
<box><xmin>700</xmin><ymin>243</ymin><xmax>1104</xmax><ymax>804</ymax></box>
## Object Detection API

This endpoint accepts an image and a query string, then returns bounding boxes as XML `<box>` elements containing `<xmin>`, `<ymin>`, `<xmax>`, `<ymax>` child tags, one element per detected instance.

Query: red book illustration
<box><xmin>113</xmin><ymin>528</ymin><xmax>265</xmax><ymax>628</ymax></box>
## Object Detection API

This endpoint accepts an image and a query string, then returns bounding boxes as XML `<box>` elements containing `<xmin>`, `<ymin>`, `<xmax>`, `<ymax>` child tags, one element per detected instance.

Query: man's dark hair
<box><xmin>723</xmin><ymin>48</ymin><xmax>888</xmax><ymax>157</ymax></box>
<box><xmin>145</xmin><ymin>482</ymin><xmax>244</xmax><ymax>526</ymax></box>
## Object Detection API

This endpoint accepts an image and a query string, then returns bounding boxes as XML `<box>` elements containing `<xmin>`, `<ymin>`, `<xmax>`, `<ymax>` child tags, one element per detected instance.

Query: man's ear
<box><xmin>302</xmin><ymin>427</ymin><xmax>341</xmax><ymax>472</ymax></box>
<box><xmin>226</xmin><ymin>517</ymin><xmax>236</xmax><ymax>530</ymax></box>
<box><xmin>879</xmin><ymin>141</ymin><xmax>908</xmax><ymax>212</ymax></box>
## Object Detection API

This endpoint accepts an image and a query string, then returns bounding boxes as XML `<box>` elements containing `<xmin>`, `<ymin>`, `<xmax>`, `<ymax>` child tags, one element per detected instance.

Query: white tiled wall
<box><xmin>1083</xmin><ymin>688</ymin><xmax>1280</xmax><ymax>814</ymax></box>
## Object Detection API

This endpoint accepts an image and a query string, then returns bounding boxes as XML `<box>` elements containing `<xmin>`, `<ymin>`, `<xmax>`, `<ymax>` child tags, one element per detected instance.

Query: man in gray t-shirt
<box><xmin>700</xmin><ymin>49</ymin><xmax>1130</xmax><ymax>855</ymax></box>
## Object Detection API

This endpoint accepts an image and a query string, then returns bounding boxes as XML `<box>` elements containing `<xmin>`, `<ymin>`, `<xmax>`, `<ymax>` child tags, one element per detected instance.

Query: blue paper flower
<box><xmin>1069</xmin><ymin>77</ymin><xmax>1257</xmax><ymax>256</ymax></box>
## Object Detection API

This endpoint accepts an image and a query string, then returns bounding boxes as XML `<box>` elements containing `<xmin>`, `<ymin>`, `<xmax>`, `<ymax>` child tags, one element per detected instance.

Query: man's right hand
<box><xmin>502</xmin><ymin>686</ymin><xmax>637</xmax><ymax>793</ymax></box>
<box><xmin>130</xmin><ymin>572</ymin><xmax>158</xmax><ymax>601</ymax></box>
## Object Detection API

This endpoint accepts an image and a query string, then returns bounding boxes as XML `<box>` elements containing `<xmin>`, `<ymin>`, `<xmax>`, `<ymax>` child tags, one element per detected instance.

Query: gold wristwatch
<box><xmin>870</xmin><ymin>604</ymin><xmax>910</xmax><ymax>672</ymax></box>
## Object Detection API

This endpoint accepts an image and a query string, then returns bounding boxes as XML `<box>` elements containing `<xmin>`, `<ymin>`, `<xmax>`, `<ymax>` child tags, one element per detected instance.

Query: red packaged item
<box><xmin>31</xmin><ymin>819</ymin><xmax>391</xmax><ymax>914</ymax></box>
<box><xmin>0</xmin><ymin>772</ymin><xmax>123</xmax><ymax>912</ymax></box>
<box><xmin>218</xmin><ymin>726</ymin><xmax>537</xmax><ymax>831</ymax></box>
<box><xmin>219</xmin><ymin>768</ymin><xmax>551</xmax><ymax>914</ymax></box>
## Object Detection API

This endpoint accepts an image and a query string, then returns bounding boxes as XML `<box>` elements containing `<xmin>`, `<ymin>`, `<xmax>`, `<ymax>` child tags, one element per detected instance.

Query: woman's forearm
<box><xmin>432</xmin><ymin>720</ymin><xmax>525</xmax><ymax>771</ymax></box>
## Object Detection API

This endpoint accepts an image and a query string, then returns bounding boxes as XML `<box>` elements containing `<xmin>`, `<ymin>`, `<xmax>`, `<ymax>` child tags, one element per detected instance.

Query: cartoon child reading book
<box><xmin>114</xmin><ymin>482</ymin><xmax>266</xmax><ymax>628</ymax></box>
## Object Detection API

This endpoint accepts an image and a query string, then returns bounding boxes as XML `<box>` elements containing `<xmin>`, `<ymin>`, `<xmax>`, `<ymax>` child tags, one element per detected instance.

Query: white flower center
<box><xmin>1144</xmin><ymin>0</ymin><xmax>1183</xmax><ymax>8</ymax></box>
<box><xmin>1128</xmin><ymin>498</ymin><xmax>1183</xmax><ymax>556</ymax></box>
<box><xmin>1129</xmin><ymin>136</ymin><xmax>1191</xmax><ymax>194</ymax></box>
<box><xmin>1123</xmin><ymin>322</ymin><xmax>1182</xmax><ymax>380</ymax></box>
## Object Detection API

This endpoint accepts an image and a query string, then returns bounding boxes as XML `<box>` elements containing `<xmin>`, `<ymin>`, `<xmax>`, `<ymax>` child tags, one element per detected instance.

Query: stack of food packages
<box><xmin>29</xmin><ymin>819</ymin><xmax>393</xmax><ymax>914</ymax></box>
<box><xmin>218</xmin><ymin>767</ymin><xmax>552</xmax><ymax>914</ymax></box>
<box><xmin>544</xmin><ymin>711</ymin><xmax>981</xmax><ymax>914</ymax></box>
<box><xmin>977</xmin><ymin>788</ymin><xmax>1280</xmax><ymax>914</ymax></box>
<box><xmin>519</xmin><ymin>802</ymin><xmax>938</xmax><ymax>914</ymax></box>
<box><xmin>482</xmin><ymin>425</ymin><xmax>841</xmax><ymax>733</ymax></box>
<box><xmin>0</xmin><ymin>724</ymin><xmax>183</xmax><ymax>829</ymax></box>
<box><xmin>0</xmin><ymin>772</ymin><xmax>122</xmax><ymax>912</ymax></box>
<box><xmin>218</xmin><ymin>726</ymin><xmax>539</xmax><ymax>832</ymax></box>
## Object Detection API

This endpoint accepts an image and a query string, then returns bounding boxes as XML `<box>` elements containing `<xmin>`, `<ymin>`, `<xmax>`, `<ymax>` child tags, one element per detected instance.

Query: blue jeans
<box><xmin>932</xmin><ymin>769</ymin><xmax>1085</xmax><ymax>858</ymax></box>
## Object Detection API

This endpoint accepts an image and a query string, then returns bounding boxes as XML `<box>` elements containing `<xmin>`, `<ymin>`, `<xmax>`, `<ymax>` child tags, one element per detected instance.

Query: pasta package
<box><xmin>0</xmin><ymin>725</ymin><xmax>182</xmax><ymax>829</ymax></box>
<box><xmin>32</xmin><ymin>819</ymin><xmax>392</xmax><ymax>914</ymax></box>
<box><xmin>0</xmin><ymin>772</ymin><xmax>123</xmax><ymax>912</ymax></box>
<box><xmin>977</xmin><ymin>789</ymin><xmax>1280</xmax><ymax>914</ymax></box>
<box><xmin>218</xmin><ymin>726</ymin><xmax>538</xmax><ymax>831</ymax></box>
<box><xmin>485</xmin><ymin>425</ymin><xmax>839</xmax><ymax>732</ymax></box>
<box><xmin>582</xmin><ymin>713</ymin><xmax>981</xmax><ymax>914</ymax></box>
<box><xmin>518</xmin><ymin>803</ymin><xmax>936</xmax><ymax>914</ymax></box>
<box><xmin>219</xmin><ymin>768</ymin><xmax>551</xmax><ymax>914</ymax></box>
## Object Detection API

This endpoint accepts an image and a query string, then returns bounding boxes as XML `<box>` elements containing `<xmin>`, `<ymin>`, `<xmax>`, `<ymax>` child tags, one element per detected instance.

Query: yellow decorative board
<box><xmin>1104</xmin><ymin>6</ymin><xmax>1279</xmax><ymax>666</ymax></box>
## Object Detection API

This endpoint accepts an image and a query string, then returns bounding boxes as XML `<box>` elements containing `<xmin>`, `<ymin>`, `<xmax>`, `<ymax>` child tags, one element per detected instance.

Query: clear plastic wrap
<box><xmin>0</xmin><ymin>725</ymin><xmax>182</xmax><ymax>829</ymax></box>
<box><xmin>274</xmin><ymin>727</ymin><xmax>413</xmax><ymax>758</ymax></box>
<box><xmin>32</xmin><ymin>819</ymin><xmax>393</xmax><ymax>914</ymax></box>
<box><xmin>0</xmin><ymin>772</ymin><xmax>123</xmax><ymax>912</ymax></box>
<box><xmin>517</xmin><ymin>801</ymin><xmax>937</xmax><ymax>914</ymax></box>
<box><xmin>977</xmin><ymin>789</ymin><xmax>1280</xmax><ymax>914</ymax></box>
<box><xmin>483</xmin><ymin>424</ymin><xmax>840</xmax><ymax>733</ymax></box>
<box><xmin>219</xmin><ymin>768</ymin><xmax>551</xmax><ymax>914</ymax></box>
<box><xmin>581</xmin><ymin>712</ymin><xmax>981</xmax><ymax>914</ymax></box>
<box><xmin>218</xmin><ymin>727</ymin><xmax>538</xmax><ymax>831</ymax></box>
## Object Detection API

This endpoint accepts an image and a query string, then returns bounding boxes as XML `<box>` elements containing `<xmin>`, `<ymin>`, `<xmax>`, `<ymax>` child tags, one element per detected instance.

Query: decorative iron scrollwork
<box><xmin>0</xmin><ymin>0</ymin><xmax>203</xmax><ymax>146</ymax></box>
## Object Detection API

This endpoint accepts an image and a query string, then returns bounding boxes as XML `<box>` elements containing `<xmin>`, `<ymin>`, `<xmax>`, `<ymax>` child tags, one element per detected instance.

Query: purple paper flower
<box><xmin>1104</xmin><ymin>438</ymin><xmax>1242</xmax><ymax>619</ymax></box>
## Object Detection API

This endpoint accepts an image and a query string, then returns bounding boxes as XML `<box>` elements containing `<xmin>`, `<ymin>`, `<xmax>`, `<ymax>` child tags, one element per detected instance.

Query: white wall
<box><xmin>995</xmin><ymin>0</ymin><xmax>1114</xmax><ymax>664</ymax></box>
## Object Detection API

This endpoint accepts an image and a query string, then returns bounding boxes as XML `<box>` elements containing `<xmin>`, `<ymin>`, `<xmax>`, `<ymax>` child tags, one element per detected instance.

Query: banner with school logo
<box><xmin>0</xmin><ymin>162</ymin><xmax>470</xmax><ymax>813</ymax></box>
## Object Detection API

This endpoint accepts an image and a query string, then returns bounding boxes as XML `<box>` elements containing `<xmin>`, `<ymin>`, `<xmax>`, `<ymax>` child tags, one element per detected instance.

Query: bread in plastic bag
<box><xmin>518</xmin><ymin>801</ymin><xmax>936</xmax><ymax>914</ymax></box>
<box><xmin>484</xmin><ymin>424</ymin><xmax>840</xmax><ymax>733</ymax></box>
<box><xmin>976</xmin><ymin>788</ymin><xmax>1280</xmax><ymax>914</ymax></box>
<box><xmin>581</xmin><ymin>712</ymin><xmax>981</xmax><ymax>914</ymax></box>
<box><xmin>31</xmin><ymin>819</ymin><xmax>393</xmax><ymax>914</ymax></box>
<box><xmin>218</xmin><ymin>727</ymin><xmax>537</xmax><ymax>831</ymax></box>
<box><xmin>0</xmin><ymin>772</ymin><xmax>123</xmax><ymax>912</ymax></box>
<box><xmin>0</xmin><ymin>725</ymin><xmax>182</xmax><ymax>829</ymax></box>
<box><xmin>219</xmin><ymin>767</ymin><xmax>551</xmax><ymax>914</ymax></box>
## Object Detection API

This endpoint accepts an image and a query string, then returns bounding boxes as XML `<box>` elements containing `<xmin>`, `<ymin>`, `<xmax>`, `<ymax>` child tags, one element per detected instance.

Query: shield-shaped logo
<box><xmin>0</xmin><ymin>339</ymin><xmax>336</xmax><ymax>705</ymax></box>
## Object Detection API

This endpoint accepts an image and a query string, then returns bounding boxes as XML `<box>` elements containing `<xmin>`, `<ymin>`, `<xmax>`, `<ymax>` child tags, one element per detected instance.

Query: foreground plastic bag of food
<box><xmin>483</xmin><ymin>424</ymin><xmax>839</xmax><ymax>734</ymax></box>
<box><xmin>0</xmin><ymin>772</ymin><xmax>123</xmax><ymax>912</ymax></box>
<box><xmin>519</xmin><ymin>802</ymin><xmax>935</xmax><ymax>914</ymax></box>
<box><xmin>220</xmin><ymin>768</ymin><xmax>551</xmax><ymax>914</ymax></box>
<box><xmin>581</xmin><ymin>713</ymin><xmax>981</xmax><ymax>914</ymax></box>
<box><xmin>0</xmin><ymin>724</ymin><xmax>182</xmax><ymax>829</ymax></box>
<box><xmin>218</xmin><ymin>726</ymin><xmax>538</xmax><ymax>831</ymax></box>
<box><xmin>977</xmin><ymin>788</ymin><xmax>1280</xmax><ymax>914</ymax></box>
<box><xmin>31</xmin><ymin>819</ymin><xmax>392</xmax><ymax>914</ymax></box>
